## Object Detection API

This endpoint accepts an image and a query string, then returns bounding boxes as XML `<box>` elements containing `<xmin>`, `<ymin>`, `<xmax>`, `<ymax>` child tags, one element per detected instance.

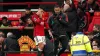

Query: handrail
<box><xmin>0</xmin><ymin>2</ymin><xmax>57</xmax><ymax>6</ymax></box>
<box><xmin>0</xmin><ymin>27</ymin><xmax>33</xmax><ymax>29</ymax></box>
<box><xmin>4</xmin><ymin>51</ymin><xmax>37</xmax><ymax>53</ymax></box>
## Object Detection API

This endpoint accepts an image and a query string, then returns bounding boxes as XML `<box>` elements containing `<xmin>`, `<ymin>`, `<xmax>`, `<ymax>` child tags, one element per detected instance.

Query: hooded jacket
<box><xmin>4</xmin><ymin>35</ymin><xmax>19</xmax><ymax>51</ymax></box>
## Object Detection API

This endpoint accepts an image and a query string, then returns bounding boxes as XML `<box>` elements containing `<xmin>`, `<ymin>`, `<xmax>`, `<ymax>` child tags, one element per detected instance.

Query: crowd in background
<box><xmin>0</xmin><ymin>0</ymin><xmax>100</xmax><ymax>56</ymax></box>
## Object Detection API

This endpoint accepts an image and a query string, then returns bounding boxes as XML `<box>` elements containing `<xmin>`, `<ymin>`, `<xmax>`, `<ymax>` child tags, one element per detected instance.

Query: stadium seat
<box><xmin>94</xmin><ymin>12</ymin><xmax>100</xmax><ymax>16</ymax></box>
<box><xmin>11</xmin><ymin>21</ymin><xmax>19</xmax><ymax>26</ymax></box>
<box><xmin>74</xmin><ymin>0</ymin><xmax>78</xmax><ymax>8</ymax></box>
<box><xmin>88</xmin><ymin>12</ymin><xmax>100</xmax><ymax>32</ymax></box>
<box><xmin>86</xmin><ymin>12</ymin><xmax>91</xmax><ymax>24</ymax></box>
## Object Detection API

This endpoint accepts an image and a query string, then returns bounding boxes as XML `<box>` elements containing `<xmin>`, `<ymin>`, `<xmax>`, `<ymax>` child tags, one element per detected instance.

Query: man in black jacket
<box><xmin>4</xmin><ymin>32</ymin><xmax>20</xmax><ymax>51</ymax></box>
<box><xmin>63</xmin><ymin>3</ymin><xmax>79</xmax><ymax>39</ymax></box>
<box><xmin>48</xmin><ymin>5</ymin><xmax>68</xmax><ymax>56</ymax></box>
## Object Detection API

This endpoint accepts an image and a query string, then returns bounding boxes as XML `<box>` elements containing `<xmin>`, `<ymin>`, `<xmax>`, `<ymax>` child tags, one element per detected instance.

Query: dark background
<box><xmin>1</xmin><ymin>0</ymin><xmax>64</xmax><ymax>11</ymax></box>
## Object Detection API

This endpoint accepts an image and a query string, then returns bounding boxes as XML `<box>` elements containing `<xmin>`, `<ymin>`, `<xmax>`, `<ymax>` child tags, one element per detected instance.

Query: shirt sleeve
<box><xmin>44</xmin><ymin>22</ymin><xmax>50</xmax><ymax>30</ymax></box>
<box><xmin>84</xmin><ymin>36</ymin><xmax>93</xmax><ymax>53</ymax></box>
<box><xmin>32</xmin><ymin>15</ymin><xmax>41</xmax><ymax>24</ymax></box>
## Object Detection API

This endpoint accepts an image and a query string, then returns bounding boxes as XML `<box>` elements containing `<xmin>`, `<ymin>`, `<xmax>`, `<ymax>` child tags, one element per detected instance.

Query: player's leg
<box><xmin>34</xmin><ymin>36</ymin><xmax>46</xmax><ymax>56</ymax></box>
<box><xmin>58</xmin><ymin>36</ymin><xmax>68</xmax><ymax>56</ymax></box>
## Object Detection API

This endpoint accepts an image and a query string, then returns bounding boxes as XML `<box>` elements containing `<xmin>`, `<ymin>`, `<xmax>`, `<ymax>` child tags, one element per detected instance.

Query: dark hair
<box><xmin>54</xmin><ymin>5</ymin><xmax>61</xmax><ymax>8</ymax></box>
<box><xmin>93</xmin><ymin>39</ymin><xmax>100</xmax><ymax>46</ymax></box>
<box><xmin>39</xmin><ymin>5</ymin><xmax>45</xmax><ymax>10</ymax></box>
<box><xmin>25</xmin><ymin>7</ymin><xmax>31</xmax><ymax>10</ymax></box>
<box><xmin>2</xmin><ymin>17</ymin><xmax>7</xmax><ymax>20</ymax></box>
<box><xmin>0</xmin><ymin>31</ymin><xmax>5</xmax><ymax>38</ymax></box>
<box><xmin>94</xmin><ymin>24</ymin><xmax>100</xmax><ymax>31</ymax></box>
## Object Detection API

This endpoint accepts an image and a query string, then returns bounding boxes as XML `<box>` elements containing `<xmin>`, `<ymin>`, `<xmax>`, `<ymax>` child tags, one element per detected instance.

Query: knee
<box><xmin>38</xmin><ymin>42</ymin><xmax>45</xmax><ymax>50</ymax></box>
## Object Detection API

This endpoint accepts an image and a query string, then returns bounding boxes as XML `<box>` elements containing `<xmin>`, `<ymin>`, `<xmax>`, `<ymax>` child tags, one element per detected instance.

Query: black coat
<box><xmin>65</xmin><ymin>8</ymin><xmax>78</xmax><ymax>32</ymax></box>
<box><xmin>4</xmin><ymin>35</ymin><xmax>20</xmax><ymax>51</ymax></box>
<box><xmin>48</xmin><ymin>12</ymin><xmax>68</xmax><ymax>37</ymax></box>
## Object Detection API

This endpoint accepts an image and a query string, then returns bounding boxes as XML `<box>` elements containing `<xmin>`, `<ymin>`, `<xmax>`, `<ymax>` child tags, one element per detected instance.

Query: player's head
<box><xmin>54</xmin><ymin>5</ymin><xmax>61</xmax><ymax>14</ymax></box>
<box><xmin>25</xmin><ymin>7</ymin><xmax>31</xmax><ymax>14</ymax></box>
<box><xmin>37</xmin><ymin>5</ymin><xmax>45</xmax><ymax>17</ymax></box>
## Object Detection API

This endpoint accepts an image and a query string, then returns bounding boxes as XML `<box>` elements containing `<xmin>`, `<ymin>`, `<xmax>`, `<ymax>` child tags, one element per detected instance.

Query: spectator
<box><xmin>18</xmin><ymin>19</ymin><xmax>25</xmax><ymax>26</ymax></box>
<box><xmin>0</xmin><ymin>31</ymin><xmax>6</xmax><ymax>56</ymax></box>
<box><xmin>26</xmin><ymin>18</ymin><xmax>33</xmax><ymax>27</ymax></box>
<box><xmin>25</xmin><ymin>7</ymin><xmax>33</xmax><ymax>18</ymax></box>
<box><xmin>86</xmin><ymin>0</ymin><xmax>100</xmax><ymax>16</ymax></box>
<box><xmin>77</xmin><ymin>8</ymin><xmax>87</xmax><ymax>31</ymax></box>
<box><xmin>92</xmin><ymin>24</ymin><xmax>100</xmax><ymax>40</ymax></box>
<box><xmin>77</xmin><ymin>0</ymin><xmax>87</xmax><ymax>11</ymax></box>
<box><xmin>0</xmin><ymin>17</ymin><xmax>10</xmax><ymax>27</ymax></box>
<box><xmin>92</xmin><ymin>39</ymin><xmax>100</xmax><ymax>50</ymax></box>
<box><xmin>20</xmin><ymin>7</ymin><xmax>33</xmax><ymax>23</ymax></box>
<box><xmin>87</xmin><ymin>32</ymin><xmax>94</xmax><ymax>41</ymax></box>
<box><xmin>63</xmin><ymin>3</ymin><xmax>78</xmax><ymax>39</ymax></box>
<box><xmin>4</xmin><ymin>32</ymin><xmax>20</xmax><ymax>51</ymax></box>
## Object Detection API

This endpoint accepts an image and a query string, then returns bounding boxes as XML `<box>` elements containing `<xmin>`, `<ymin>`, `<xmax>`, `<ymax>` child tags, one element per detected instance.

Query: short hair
<box><xmin>94</xmin><ymin>24</ymin><xmax>100</xmax><ymax>31</ymax></box>
<box><xmin>0</xmin><ymin>31</ymin><xmax>5</xmax><ymax>38</ymax></box>
<box><xmin>54</xmin><ymin>5</ymin><xmax>61</xmax><ymax>8</ymax></box>
<box><xmin>2</xmin><ymin>17</ymin><xmax>7</xmax><ymax>20</ymax></box>
<box><xmin>39</xmin><ymin>5</ymin><xmax>45</xmax><ymax>10</ymax></box>
<box><xmin>25</xmin><ymin>7</ymin><xmax>31</xmax><ymax>10</ymax></box>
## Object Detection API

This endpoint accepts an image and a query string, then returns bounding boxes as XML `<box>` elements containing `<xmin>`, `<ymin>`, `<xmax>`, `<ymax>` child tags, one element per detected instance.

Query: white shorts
<box><xmin>34</xmin><ymin>36</ymin><xmax>46</xmax><ymax>45</ymax></box>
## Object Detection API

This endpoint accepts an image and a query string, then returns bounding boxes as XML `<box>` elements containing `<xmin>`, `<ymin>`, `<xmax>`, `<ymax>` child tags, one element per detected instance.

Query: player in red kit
<box><xmin>32</xmin><ymin>6</ymin><xmax>53</xmax><ymax>56</ymax></box>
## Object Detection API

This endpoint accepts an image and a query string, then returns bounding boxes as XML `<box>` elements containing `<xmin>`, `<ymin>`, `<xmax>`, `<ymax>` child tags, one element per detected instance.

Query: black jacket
<box><xmin>65</xmin><ymin>8</ymin><xmax>78</xmax><ymax>32</ymax></box>
<box><xmin>48</xmin><ymin>12</ymin><xmax>68</xmax><ymax>37</ymax></box>
<box><xmin>4</xmin><ymin>35</ymin><xmax>19</xmax><ymax>51</ymax></box>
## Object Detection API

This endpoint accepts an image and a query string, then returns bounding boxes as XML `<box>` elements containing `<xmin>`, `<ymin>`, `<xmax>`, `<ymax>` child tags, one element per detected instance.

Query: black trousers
<box><xmin>54</xmin><ymin>36</ymin><xmax>69</xmax><ymax>56</ymax></box>
<box><xmin>0</xmin><ymin>51</ymin><xmax>4</xmax><ymax>56</ymax></box>
<box><xmin>43</xmin><ymin>38</ymin><xmax>54</xmax><ymax>56</ymax></box>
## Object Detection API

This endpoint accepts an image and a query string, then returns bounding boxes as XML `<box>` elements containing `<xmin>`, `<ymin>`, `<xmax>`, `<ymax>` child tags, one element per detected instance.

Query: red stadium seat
<box><xmin>88</xmin><ymin>12</ymin><xmax>100</xmax><ymax>32</ymax></box>
<box><xmin>94</xmin><ymin>12</ymin><xmax>100</xmax><ymax>16</ymax></box>
<box><xmin>86</xmin><ymin>12</ymin><xmax>91</xmax><ymax>24</ymax></box>
<box><xmin>11</xmin><ymin>21</ymin><xmax>19</xmax><ymax>26</ymax></box>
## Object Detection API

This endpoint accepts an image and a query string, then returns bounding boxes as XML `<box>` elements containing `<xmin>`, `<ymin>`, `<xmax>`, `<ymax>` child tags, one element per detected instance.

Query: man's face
<box><xmin>2</xmin><ymin>19</ymin><xmax>7</xmax><ymax>24</ymax></box>
<box><xmin>19</xmin><ymin>19</ymin><xmax>23</xmax><ymax>23</ymax></box>
<box><xmin>27</xmin><ymin>18</ymin><xmax>32</xmax><ymax>24</ymax></box>
<box><xmin>88</xmin><ymin>0</ymin><xmax>93</xmax><ymax>4</ymax></box>
<box><xmin>54</xmin><ymin>7</ymin><xmax>61</xmax><ymax>14</ymax></box>
<box><xmin>38</xmin><ymin>8</ymin><xmax>44</xmax><ymax>17</ymax></box>
<box><xmin>93</xmin><ymin>26</ymin><xmax>99</xmax><ymax>31</ymax></box>
<box><xmin>25</xmin><ymin>10</ymin><xmax>31</xmax><ymax>14</ymax></box>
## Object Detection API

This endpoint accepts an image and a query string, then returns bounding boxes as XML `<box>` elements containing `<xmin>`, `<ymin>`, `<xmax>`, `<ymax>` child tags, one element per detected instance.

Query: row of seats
<box><xmin>0</xmin><ymin>12</ymin><xmax>100</xmax><ymax>31</ymax></box>
<box><xmin>88</xmin><ymin>12</ymin><xmax>100</xmax><ymax>32</ymax></box>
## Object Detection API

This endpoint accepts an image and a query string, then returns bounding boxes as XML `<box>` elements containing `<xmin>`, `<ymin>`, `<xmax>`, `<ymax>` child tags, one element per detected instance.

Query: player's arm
<box><xmin>44</xmin><ymin>22</ymin><xmax>53</xmax><ymax>38</ymax></box>
<box><xmin>32</xmin><ymin>15</ymin><xmax>41</xmax><ymax>24</ymax></box>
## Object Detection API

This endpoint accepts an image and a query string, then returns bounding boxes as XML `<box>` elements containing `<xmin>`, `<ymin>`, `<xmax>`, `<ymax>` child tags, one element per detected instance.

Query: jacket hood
<box><xmin>8</xmin><ymin>35</ymin><xmax>17</xmax><ymax>39</ymax></box>
<box><xmin>65</xmin><ymin>8</ymin><xmax>73</xmax><ymax>12</ymax></box>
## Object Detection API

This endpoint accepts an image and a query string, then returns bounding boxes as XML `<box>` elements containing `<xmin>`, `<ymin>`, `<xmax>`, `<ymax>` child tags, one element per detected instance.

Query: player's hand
<box><xmin>40</xmin><ymin>22</ymin><xmax>44</xmax><ymax>25</ymax></box>
<box><xmin>49</xmin><ymin>31</ymin><xmax>53</xmax><ymax>38</ymax></box>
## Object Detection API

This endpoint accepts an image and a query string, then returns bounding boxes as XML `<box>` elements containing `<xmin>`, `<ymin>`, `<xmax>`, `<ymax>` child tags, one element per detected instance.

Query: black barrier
<box><xmin>4</xmin><ymin>51</ymin><xmax>38</xmax><ymax>56</ymax></box>
<box><xmin>0</xmin><ymin>27</ymin><xmax>33</xmax><ymax>39</ymax></box>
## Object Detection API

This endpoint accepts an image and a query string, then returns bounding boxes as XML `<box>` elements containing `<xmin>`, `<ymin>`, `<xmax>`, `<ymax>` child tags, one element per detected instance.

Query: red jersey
<box><xmin>32</xmin><ymin>13</ymin><xmax>49</xmax><ymax>37</ymax></box>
